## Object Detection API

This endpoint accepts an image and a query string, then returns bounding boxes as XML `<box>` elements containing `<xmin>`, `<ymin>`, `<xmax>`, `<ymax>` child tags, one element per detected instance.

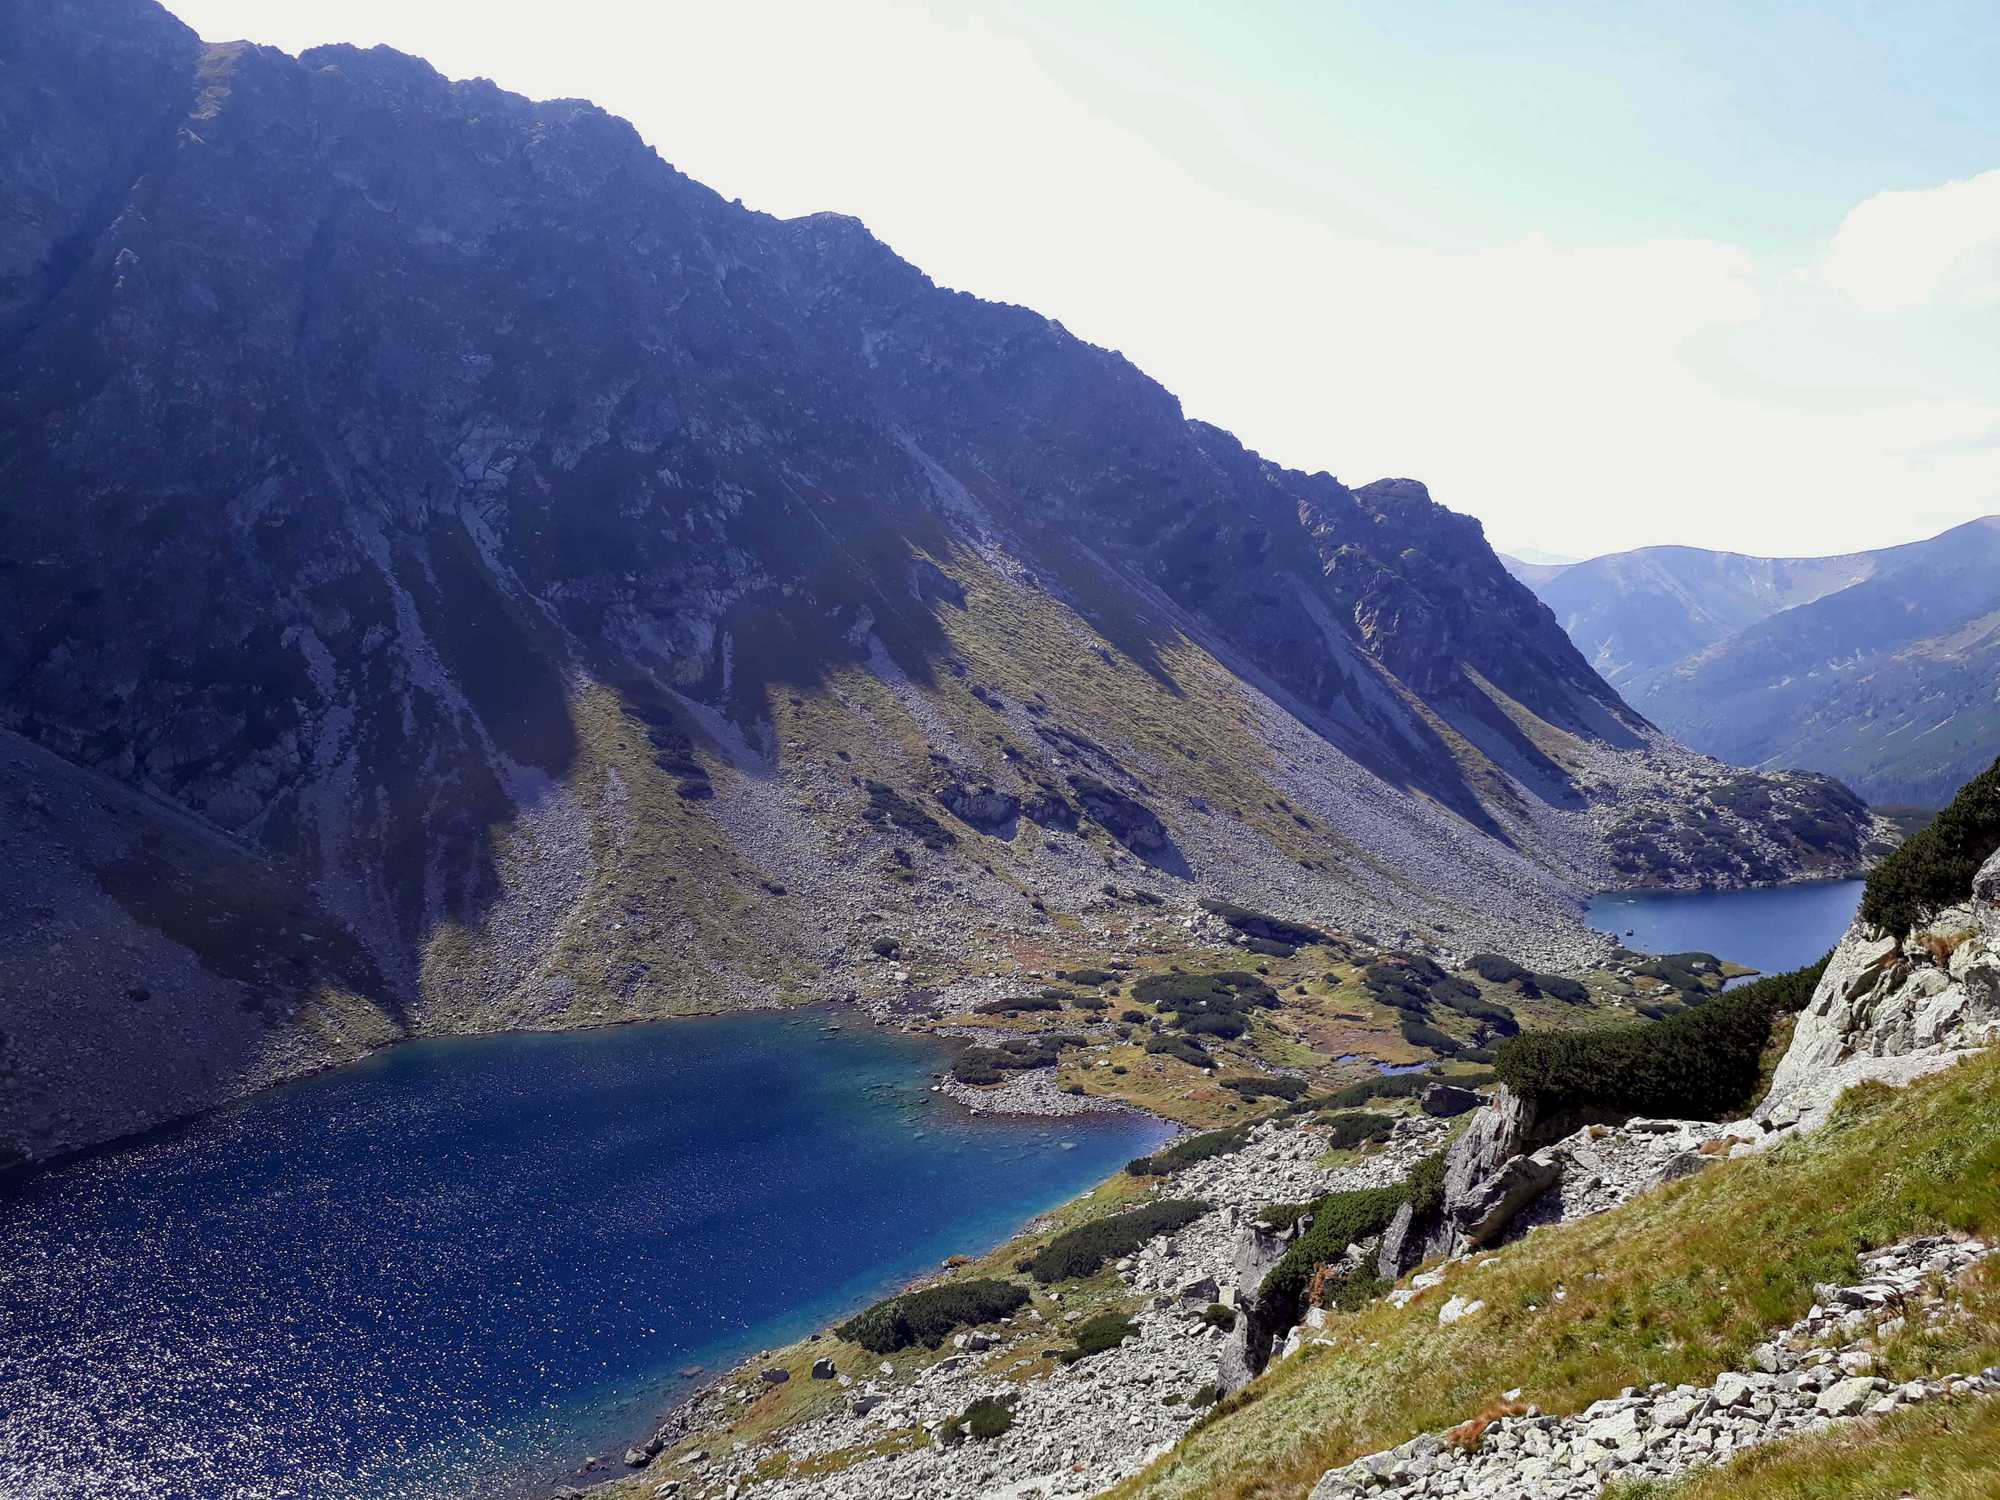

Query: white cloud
<box><xmin>1820</xmin><ymin>168</ymin><xmax>2000</xmax><ymax>312</ymax></box>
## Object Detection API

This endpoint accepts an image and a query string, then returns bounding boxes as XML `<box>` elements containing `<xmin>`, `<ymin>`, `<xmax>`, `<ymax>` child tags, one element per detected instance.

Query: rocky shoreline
<box><xmin>564</xmin><ymin>1113</ymin><xmax>1452</xmax><ymax>1500</ymax></box>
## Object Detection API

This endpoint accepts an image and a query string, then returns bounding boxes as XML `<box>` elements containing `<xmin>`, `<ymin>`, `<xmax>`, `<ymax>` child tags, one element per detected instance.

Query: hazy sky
<box><xmin>164</xmin><ymin>1</ymin><xmax>1999</xmax><ymax>559</ymax></box>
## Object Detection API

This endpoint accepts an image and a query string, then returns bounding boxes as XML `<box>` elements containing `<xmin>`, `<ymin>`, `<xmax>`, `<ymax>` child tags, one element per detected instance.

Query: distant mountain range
<box><xmin>1504</xmin><ymin>517</ymin><xmax>2000</xmax><ymax>806</ymax></box>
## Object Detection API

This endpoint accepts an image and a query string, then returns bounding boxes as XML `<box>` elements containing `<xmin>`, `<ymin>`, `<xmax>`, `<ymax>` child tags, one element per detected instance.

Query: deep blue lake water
<box><xmin>1586</xmin><ymin>879</ymin><xmax>1863</xmax><ymax>978</ymax></box>
<box><xmin>0</xmin><ymin>1011</ymin><xmax>1169</xmax><ymax>1500</ymax></box>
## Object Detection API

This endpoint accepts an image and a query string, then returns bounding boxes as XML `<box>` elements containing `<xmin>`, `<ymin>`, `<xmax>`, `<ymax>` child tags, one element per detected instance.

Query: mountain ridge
<box><xmin>0</xmin><ymin>0</ymin><xmax>1875</xmax><ymax>1165</ymax></box>
<box><xmin>1504</xmin><ymin>518</ymin><xmax>2000</xmax><ymax>804</ymax></box>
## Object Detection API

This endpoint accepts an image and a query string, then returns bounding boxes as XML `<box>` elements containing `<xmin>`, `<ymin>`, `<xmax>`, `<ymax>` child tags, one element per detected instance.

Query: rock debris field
<box><xmin>1310</xmin><ymin>1235</ymin><xmax>1998</xmax><ymax>1500</ymax></box>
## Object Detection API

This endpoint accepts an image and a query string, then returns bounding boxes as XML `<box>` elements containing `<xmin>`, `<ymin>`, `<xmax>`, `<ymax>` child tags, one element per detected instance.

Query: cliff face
<box><xmin>0</xmin><ymin>0</ymin><xmax>1872</xmax><ymax>1162</ymax></box>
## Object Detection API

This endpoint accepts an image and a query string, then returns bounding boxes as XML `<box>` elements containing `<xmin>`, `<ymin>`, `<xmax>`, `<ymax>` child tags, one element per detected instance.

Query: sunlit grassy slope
<box><xmin>1112</xmin><ymin>1052</ymin><xmax>2000</xmax><ymax>1500</ymax></box>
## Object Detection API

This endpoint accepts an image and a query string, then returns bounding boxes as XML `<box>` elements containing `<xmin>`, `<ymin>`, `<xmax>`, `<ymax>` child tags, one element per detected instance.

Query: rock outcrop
<box><xmin>1759</xmin><ymin>846</ymin><xmax>2000</xmax><ymax>1134</ymax></box>
<box><xmin>1404</xmin><ymin>847</ymin><xmax>2000</xmax><ymax>1265</ymax></box>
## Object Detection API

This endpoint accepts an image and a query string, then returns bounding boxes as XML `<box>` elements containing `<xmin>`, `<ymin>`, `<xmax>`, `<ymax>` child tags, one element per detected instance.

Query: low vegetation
<box><xmin>1197</xmin><ymin>899</ymin><xmax>1333</xmax><ymax>948</ymax></box>
<box><xmin>940</xmin><ymin>1394</ymin><xmax>1017</xmax><ymax>1446</ymax></box>
<box><xmin>1495</xmin><ymin>957</ymin><xmax>1828</xmax><ymax>1119</ymax></box>
<box><xmin>1220</xmin><ymin>1074</ymin><xmax>1306</xmax><ymax>1102</ymax></box>
<box><xmin>1318</xmin><ymin>1110</ymin><xmax>1397</xmax><ymax>1150</ymax></box>
<box><xmin>1114</xmin><ymin>1048</ymin><xmax>2000</xmax><ymax>1500</ymax></box>
<box><xmin>836</xmin><ymin>1278</ymin><xmax>1029</xmax><ymax>1354</ymax></box>
<box><xmin>1058</xmin><ymin>1312</ymin><xmax>1139</xmax><ymax>1364</ymax></box>
<box><xmin>1134</xmin><ymin>970</ymin><xmax>1280</xmax><ymax>1041</ymax></box>
<box><xmin>1258</xmin><ymin>1184</ymin><xmax>1410</xmax><ymax>1306</ymax></box>
<box><xmin>1029</xmin><ymin>1199</ymin><xmax>1211</xmax><ymax>1283</ymax></box>
<box><xmin>1127</xmin><ymin>1126</ymin><xmax>1254</xmax><ymax>1177</ymax></box>
<box><xmin>1859</xmin><ymin>753</ymin><xmax>2000</xmax><ymax>938</ymax></box>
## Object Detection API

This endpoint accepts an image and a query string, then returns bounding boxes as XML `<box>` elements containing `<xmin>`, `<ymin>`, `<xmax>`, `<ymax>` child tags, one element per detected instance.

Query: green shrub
<box><xmin>954</xmin><ymin>1054</ymin><xmax>1004</xmax><ymax>1085</ymax></box>
<box><xmin>1258</xmin><ymin>1201</ymin><xmax>1311</xmax><ymax>1232</ymax></box>
<box><xmin>1436</xmin><ymin>989</ymin><xmax>1519</xmax><ymax>1032</ymax></box>
<box><xmin>1860</xmin><ymin>755</ymin><xmax>2000</xmax><ymax>938</ymax></box>
<box><xmin>1133</xmin><ymin>970</ymin><xmax>1280</xmax><ymax>1025</ymax></box>
<box><xmin>1070</xmin><ymin>993</ymin><xmax>1109</xmax><ymax>1011</ymax></box>
<box><xmin>871</xmin><ymin>935</ymin><xmax>902</xmax><ymax>958</ymax></box>
<box><xmin>1319</xmin><ymin>1110</ymin><xmax>1396</xmax><ymax>1149</ymax></box>
<box><xmin>1059</xmin><ymin>968</ymin><xmax>1114</xmax><ymax>986</ymax></box>
<box><xmin>1635</xmin><ymin>955</ymin><xmax>1717</xmax><ymax>996</ymax></box>
<box><xmin>1029</xmin><ymin>1200</ymin><xmax>1210</xmax><ymax>1283</ymax></box>
<box><xmin>837</xmin><ymin>1278</ymin><xmax>1029</xmax><ymax>1353</ymax></box>
<box><xmin>1399</xmin><ymin>1016</ymin><xmax>1462</xmax><ymax>1054</ymax></box>
<box><xmin>1058</xmin><ymin>1313</ymin><xmax>1138</xmax><ymax>1364</ymax></box>
<box><xmin>1181</xmin><ymin>1011</ymin><xmax>1249</xmax><ymax>1040</ymax></box>
<box><xmin>1199</xmin><ymin>1303</ymin><xmax>1237</xmax><ymax>1331</ymax></box>
<box><xmin>1529</xmin><ymin>973</ymin><xmax>1590</xmax><ymax>1004</ymax></box>
<box><xmin>1196</xmin><ymin>899</ymin><xmax>1332</xmax><ymax>947</ymax></box>
<box><xmin>975</xmin><ymin>994</ymin><xmax>1063</xmax><ymax>1015</ymax></box>
<box><xmin>953</xmin><ymin>1034</ymin><xmax>1079</xmax><ymax>1082</ymax></box>
<box><xmin>861</xmin><ymin>780</ymin><xmax>956</xmax><ymax>850</ymax></box>
<box><xmin>1127</xmin><ymin>1125</ymin><xmax>1252</xmax><ymax>1177</ymax></box>
<box><xmin>1321</xmin><ymin>1072</ymin><xmax>1435</xmax><ymax>1108</ymax></box>
<box><xmin>1259</xmin><ymin>1185</ymin><xmax>1408</xmax><ymax>1304</ymax></box>
<box><xmin>1245</xmin><ymin>937</ymin><xmax>1296</xmax><ymax>957</ymax></box>
<box><xmin>1144</xmin><ymin>1034</ymin><xmax>1216</xmax><ymax>1069</ymax></box>
<box><xmin>1221</xmin><ymin>1073</ymin><xmax>1306</xmax><ymax>1101</ymax></box>
<box><xmin>1466</xmin><ymin>953</ymin><xmax>1528</xmax><ymax>984</ymax></box>
<box><xmin>940</xmin><ymin>1401</ymin><xmax>1010</xmax><ymax>1447</ymax></box>
<box><xmin>1403</xmin><ymin>1149</ymin><xmax>1447</xmax><ymax>1218</ymax></box>
<box><xmin>1494</xmin><ymin>957</ymin><xmax>1830</xmax><ymax>1118</ymax></box>
<box><xmin>1119</xmin><ymin>1008</ymin><xmax>1147</xmax><ymax>1023</ymax></box>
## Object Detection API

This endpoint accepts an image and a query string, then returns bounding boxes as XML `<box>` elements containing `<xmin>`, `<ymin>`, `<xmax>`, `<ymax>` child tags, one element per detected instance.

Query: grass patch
<box><xmin>1110</xmin><ymin>1048</ymin><xmax>2000</xmax><ymax>1500</ymax></box>
<box><xmin>1602</xmin><ymin>1396</ymin><xmax>2000</xmax><ymax>1500</ymax></box>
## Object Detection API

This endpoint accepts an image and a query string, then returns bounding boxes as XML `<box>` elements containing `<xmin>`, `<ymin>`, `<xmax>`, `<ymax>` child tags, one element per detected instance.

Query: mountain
<box><xmin>0</xmin><ymin>0</ymin><xmax>1873</xmax><ymax>1165</ymax></box>
<box><xmin>1505</xmin><ymin>521</ymin><xmax>2000</xmax><ymax>805</ymax></box>
<box><xmin>1500</xmin><ymin>545</ymin><xmax>1889</xmax><ymax>683</ymax></box>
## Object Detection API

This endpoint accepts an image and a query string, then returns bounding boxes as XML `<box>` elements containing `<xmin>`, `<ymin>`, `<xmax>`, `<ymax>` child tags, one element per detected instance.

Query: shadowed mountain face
<box><xmin>0</xmin><ymin>0</ymin><xmax>1871</xmax><ymax>1162</ymax></box>
<box><xmin>1506</xmin><ymin>521</ymin><xmax>2000</xmax><ymax>806</ymax></box>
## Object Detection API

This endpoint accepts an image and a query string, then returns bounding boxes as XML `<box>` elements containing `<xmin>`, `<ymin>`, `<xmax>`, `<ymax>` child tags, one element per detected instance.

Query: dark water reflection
<box><xmin>0</xmin><ymin>1011</ymin><xmax>1168</xmax><ymax>1500</ymax></box>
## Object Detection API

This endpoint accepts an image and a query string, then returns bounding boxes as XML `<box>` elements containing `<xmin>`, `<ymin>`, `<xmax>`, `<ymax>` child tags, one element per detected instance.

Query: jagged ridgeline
<box><xmin>0</xmin><ymin>0</ymin><xmax>1873</xmax><ymax>1162</ymax></box>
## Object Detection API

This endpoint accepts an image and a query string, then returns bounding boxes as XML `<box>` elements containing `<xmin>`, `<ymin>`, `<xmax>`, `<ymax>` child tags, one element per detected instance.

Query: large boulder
<box><xmin>1420</xmin><ymin>1083</ymin><xmax>1482</xmax><ymax>1118</ymax></box>
<box><xmin>935</xmin><ymin>781</ymin><xmax>1019</xmax><ymax>832</ymax></box>
<box><xmin>1760</xmin><ymin>850</ymin><xmax>2000</xmax><ymax>1133</ymax></box>
<box><xmin>1454</xmin><ymin>1149</ymin><xmax>1563</xmax><ymax>1246</ymax></box>
<box><xmin>1213</xmin><ymin>1216</ymin><xmax>1295</xmax><ymax>1396</ymax></box>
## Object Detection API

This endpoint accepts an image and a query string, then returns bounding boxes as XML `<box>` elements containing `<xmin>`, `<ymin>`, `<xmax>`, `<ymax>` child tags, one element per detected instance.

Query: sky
<box><xmin>162</xmin><ymin>1</ymin><xmax>2000</xmax><ymax>559</ymax></box>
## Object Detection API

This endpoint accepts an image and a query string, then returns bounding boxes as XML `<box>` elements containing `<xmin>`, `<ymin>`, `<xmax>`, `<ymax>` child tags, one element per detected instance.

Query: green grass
<box><xmin>1602</xmin><ymin>1396</ymin><xmax>2000</xmax><ymax>1500</ymax></box>
<box><xmin>1111</xmin><ymin>1048</ymin><xmax>2000</xmax><ymax>1500</ymax></box>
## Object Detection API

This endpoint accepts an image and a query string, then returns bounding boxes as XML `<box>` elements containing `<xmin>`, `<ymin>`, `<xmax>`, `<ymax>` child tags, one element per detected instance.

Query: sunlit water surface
<box><xmin>0</xmin><ymin>1011</ymin><xmax>1168</xmax><ymax>1500</ymax></box>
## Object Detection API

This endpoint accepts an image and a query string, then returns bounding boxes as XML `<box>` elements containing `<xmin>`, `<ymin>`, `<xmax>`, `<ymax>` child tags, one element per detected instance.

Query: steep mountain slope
<box><xmin>0</xmin><ymin>0</ymin><xmax>1872</xmax><ymax>1165</ymax></box>
<box><xmin>1508</xmin><ymin>520</ymin><xmax>2000</xmax><ymax>805</ymax></box>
